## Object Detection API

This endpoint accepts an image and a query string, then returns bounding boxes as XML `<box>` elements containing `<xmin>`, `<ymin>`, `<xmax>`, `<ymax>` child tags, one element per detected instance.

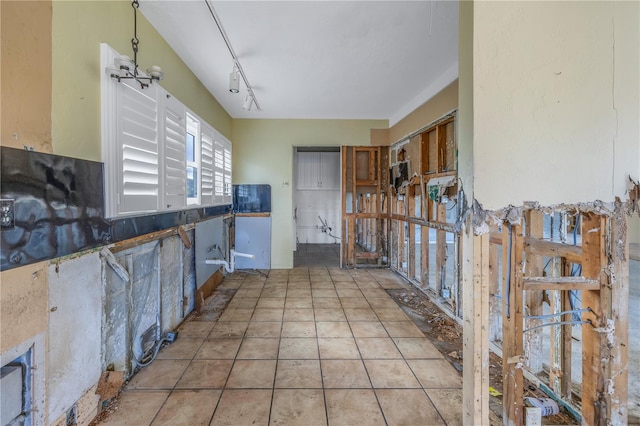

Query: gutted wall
<box><xmin>232</xmin><ymin>119</ymin><xmax>387</xmax><ymax>268</ymax></box>
<box><xmin>473</xmin><ymin>1</ymin><xmax>640</xmax><ymax>209</ymax></box>
<box><xmin>51</xmin><ymin>0</ymin><xmax>232</xmax><ymax>162</ymax></box>
<box><xmin>388</xmin><ymin>80</ymin><xmax>458</xmax><ymax>144</ymax></box>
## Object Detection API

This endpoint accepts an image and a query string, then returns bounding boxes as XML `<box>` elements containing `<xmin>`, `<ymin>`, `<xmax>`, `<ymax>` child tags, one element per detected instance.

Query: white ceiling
<box><xmin>139</xmin><ymin>1</ymin><xmax>459</xmax><ymax>125</ymax></box>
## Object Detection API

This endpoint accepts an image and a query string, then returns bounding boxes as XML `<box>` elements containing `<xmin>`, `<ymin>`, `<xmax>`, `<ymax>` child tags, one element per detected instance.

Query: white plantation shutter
<box><xmin>201</xmin><ymin>123</ymin><xmax>215</xmax><ymax>206</ymax></box>
<box><xmin>117</xmin><ymin>79</ymin><xmax>160</xmax><ymax>214</ymax></box>
<box><xmin>223</xmin><ymin>139</ymin><xmax>232</xmax><ymax>205</ymax></box>
<box><xmin>161</xmin><ymin>92</ymin><xmax>186</xmax><ymax>210</ymax></box>
<box><xmin>213</xmin><ymin>138</ymin><xmax>225</xmax><ymax>205</ymax></box>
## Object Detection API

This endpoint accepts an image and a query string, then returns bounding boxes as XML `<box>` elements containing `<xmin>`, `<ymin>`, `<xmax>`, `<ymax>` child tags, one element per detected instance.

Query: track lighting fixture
<box><xmin>229</xmin><ymin>65</ymin><xmax>240</xmax><ymax>93</ymax></box>
<box><xmin>242</xmin><ymin>94</ymin><xmax>253</xmax><ymax>111</ymax></box>
<box><xmin>105</xmin><ymin>0</ymin><xmax>163</xmax><ymax>89</ymax></box>
<box><xmin>205</xmin><ymin>0</ymin><xmax>260</xmax><ymax>111</ymax></box>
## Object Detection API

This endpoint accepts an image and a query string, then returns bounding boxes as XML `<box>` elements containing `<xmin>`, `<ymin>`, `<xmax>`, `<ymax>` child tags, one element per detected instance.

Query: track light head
<box><xmin>243</xmin><ymin>94</ymin><xmax>253</xmax><ymax>111</ymax></box>
<box><xmin>229</xmin><ymin>69</ymin><xmax>240</xmax><ymax>93</ymax></box>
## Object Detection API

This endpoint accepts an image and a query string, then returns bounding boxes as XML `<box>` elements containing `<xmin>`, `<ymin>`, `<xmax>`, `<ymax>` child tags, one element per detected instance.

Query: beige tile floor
<box><xmin>101</xmin><ymin>267</ymin><xmax>463</xmax><ymax>426</ymax></box>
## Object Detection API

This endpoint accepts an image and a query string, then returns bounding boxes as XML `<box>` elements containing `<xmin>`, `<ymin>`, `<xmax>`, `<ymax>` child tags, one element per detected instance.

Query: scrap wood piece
<box><xmin>177</xmin><ymin>226</ymin><xmax>192</xmax><ymax>249</ymax></box>
<box><xmin>96</xmin><ymin>370</ymin><xmax>125</xmax><ymax>402</ymax></box>
<box><xmin>100</xmin><ymin>247</ymin><xmax>130</xmax><ymax>282</ymax></box>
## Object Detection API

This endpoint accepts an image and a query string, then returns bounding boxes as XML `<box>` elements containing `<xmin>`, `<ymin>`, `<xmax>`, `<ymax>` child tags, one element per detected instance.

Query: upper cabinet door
<box><xmin>297</xmin><ymin>152</ymin><xmax>320</xmax><ymax>189</ymax></box>
<box><xmin>319</xmin><ymin>151</ymin><xmax>340</xmax><ymax>190</ymax></box>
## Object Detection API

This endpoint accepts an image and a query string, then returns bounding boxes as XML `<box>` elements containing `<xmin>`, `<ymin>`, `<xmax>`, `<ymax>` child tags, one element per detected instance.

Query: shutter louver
<box><xmin>201</xmin><ymin>124</ymin><xmax>215</xmax><ymax>206</ymax></box>
<box><xmin>223</xmin><ymin>140</ymin><xmax>232</xmax><ymax>205</ymax></box>
<box><xmin>118</xmin><ymin>80</ymin><xmax>160</xmax><ymax>214</ymax></box>
<box><xmin>162</xmin><ymin>94</ymin><xmax>186</xmax><ymax>210</ymax></box>
<box><xmin>214</xmin><ymin>139</ymin><xmax>225</xmax><ymax>204</ymax></box>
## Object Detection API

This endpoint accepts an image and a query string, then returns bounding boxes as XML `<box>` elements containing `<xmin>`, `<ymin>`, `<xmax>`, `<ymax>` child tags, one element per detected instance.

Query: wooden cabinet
<box><xmin>296</xmin><ymin>151</ymin><xmax>340</xmax><ymax>190</ymax></box>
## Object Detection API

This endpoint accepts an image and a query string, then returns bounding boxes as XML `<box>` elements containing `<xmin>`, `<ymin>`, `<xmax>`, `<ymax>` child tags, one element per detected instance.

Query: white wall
<box><xmin>473</xmin><ymin>1</ymin><xmax>639</xmax><ymax>209</ymax></box>
<box><xmin>48</xmin><ymin>253</ymin><xmax>102</xmax><ymax>423</ymax></box>
<box><xmin>295</xmin><ymin>190</ymin><xmax>341</xmax><ymax>244</ymax></box>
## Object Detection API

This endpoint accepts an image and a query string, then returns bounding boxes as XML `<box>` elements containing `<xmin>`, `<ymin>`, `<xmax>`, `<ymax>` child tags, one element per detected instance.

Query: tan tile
<box><xmin>314</xmin><ymin>309</ymin><xmax>346</xmax><ymax>321</ymax></box>
<box><xmin>218</xmin><ymin>308</ymin><xmax>237</xmax><ymax>321</ymax></box>
<box><xmin>312</xmin><ymin>289</ymin><xmax>338</xmax><ymax>298</ymax></box>
<box><xmin>407</xmin><ymin>359</ymin><xmax>463</xmax><ymax>388</ymax></box>
<box><xmin>313</xmin><ymin>298</ymin><xmax>342</xmax><ymax>309</ymax></box>
<box><xmin>156</xmin><ymin>338</ymin><xmax>203</xmax><ymax>360</ymax></box>
<box><xmin>350</xmin><ymin>321</ymin><xmax>389</xmax><ymax>338</ymax></box>
<box><xmin>424</xmin><ymin>388</ymin><xmax>463</xmax><ymax>425</ymax></box>
<box><xmin>281</xmin><ymin>321</ymin><xmax>317</xmax><ymax>337</ymax></box>
<box><xmin>270</xmin><ymin>389</ymin><xmax>327</xmax><ymax>426</ymax></box>
<box><xmin>226</xmin><ymin>360</ymin><xmax>277</xmax><ymax>388</ymax></box>
<box><xmin>318</xmin><ymin>338</ymin><xmax>360</xmax><ymax>359</ymax></box>
<box><xmin>234</xmin><ymin>297</ymin><xmax>259</xmax><ymax>308</ymax></box>
<box><xmin>246</xmin><ymin>321</ymin><xmax>282</xmax><ymax>338</ymax></box>
<box><xmin>175</xmin><ymin>360</ymin><xmax>233</xmax><ymax>389</ymax></box>
<box><xmin>336</xmin><ymin>288</ymin><xmax>363</xmax><ymax>298</ymax></box>
<box><xmin>355</xmin><ymin>338</ymin><xmax>402</xmax><ymax>359</ymax></box>
<box><xmin>316</xmin><ymin>322</ymin><xmax>353</xmax><ymax>338</ymax></box>
<box><xmin>375</xmin><ymin>389</ymin><xmax>444</xmax><ymax>426</ymax></box>
<box><xmin>261</xmin><ymin>287</ymin><xmax>287</xmax><ymax>298</ymax></box>
<box><xmin>275</xmin><ymin>360</ymin><xmax>323</xmax><ymax>388</ymax></box>
<box><xmin>177</xmin><ymin>321</ymin><xmax>215</xmax><ymax>338</ymax></box>
<box><xmin>333</xmin><ymin>281</ymin><xmax>359</xmax><ymax>289</ymax></box>
<box><xmin>286</xmin><ymin>288</ymin><xmax>312</xmax><ymax>297</ymax></box>
<box><xmin>364</xmin><ymin>359</ymin><xmax>420</xmax><ymax>388</ymax></box>
<box><xmin>356</xmin><ymin>281</ymin><xmax>382</xmax><ymax>290</ymax></box>
<box><xmin>393</xmin><ymin>338</ymin><xmax>444</xmax><ymax>359</ymax></box>
<box><xmin>362</xmin><ymin>289</ymin><xmax>389</xmax><ymax>299</ymax></box>
<box><xmin>321</xmin><ymin>360</ymin><xmax>370</xmax><ymax>388</ymax></box>
<box><xmin>229</xmin><ymin>308</ymin><xmax>256</xmax><ymax>321</ymax></box>
<box><xmin>373</xmin><ymin>308</ymin><xmax>409</xmax><ymax>322</ymax></box>
<box><xmin>126</xmin><ymin>360</ymin><xmax>189</xmax><ymax>390</ymax></box>
<box><xmin>287</xmin><ymin>282</ymin><xmax>311</xmax><ymax>290</ymax></box>
<box><xmin>209</xmin><ymin>321</ymin><xmax>249</xmax><ymax>338</ymax></box>
<box><xmin>195</xmin><ymin>339</ymin><xmax>242</xmax><ymax>359</ymax></box>
<box><xmin>339</xmin><ymin>297</ymin><xmax>371</xmax><ymax>309</ymax></box>
<box><xmin>252</xmin><ymin>308</ymin><xmax>284</xmax><ymax>321</ymax></box>
<box><xmin>367</xmin><ymin>298</ymin><xmax>399</xmax><ymax>309</ymax></box>
<box><xmin>325</xmin><ymin>389</ymin><xmax>385</xmax><ymax>425</ymax></box>
<box><xmin>283</xmin><ymin>308</ymin><xmax>314</xmax><ymax>322</ymax></box>
<box><xmin>101</xmin><ymin>390</ymin><xmax>168</xmax><ymax>425</ymax></box>
<box><xmin>285</xmin><ymin>297</ymin><xmax>313</xmax><ymax>309</ymax></box>
<box><xmin>310</xmin><ymin>281</ymin><xmax>334</xmax><ymax>289</ymax></box>
<box><xmin>344</xmin><ymin>308</ymin><xmax>378</xmax><ymax>321</ymax></box>
<box><xmin>237</xmin><ymin>338</ymin><xmax>280</xmax><ymax>359</ymax></box>
<box><xmin>278</xmin><ymin>338</ymin><xmax>318</xmax><ymax>359</ymax></box>
<box><xmin>256</xmin><ymin>297</ymin><xmax>286</xmax><ymax>309</ymax></box>
<box><xmin>236</xmin><ymin>288</ymin><xmax>263</xmax><ymax>298</ymax></box>
<box><xmin>382</xmin><ymin>321</ymin><xmax>424</xmax><ymax>337</ymax></box>
<box><xmin>210</xmin><ymin>389</ymin><xmax>272</xmax><ymax>426</ymax></box>
<box><xmin>151</xmin><ymin>389</ymin><xmax>221</xmax><ymax>426</ymax></box>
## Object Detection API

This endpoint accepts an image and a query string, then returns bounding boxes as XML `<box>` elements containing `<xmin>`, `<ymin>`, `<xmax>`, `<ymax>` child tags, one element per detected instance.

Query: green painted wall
<box><xmin>232</xmin><ymin>119</ymin><xmax>388</xmax><ymax>269</ymax></box>
<box><xmin>51</xmin><ymin>0</ymin><xmax>231</xmax><ymax>162</ymax></box>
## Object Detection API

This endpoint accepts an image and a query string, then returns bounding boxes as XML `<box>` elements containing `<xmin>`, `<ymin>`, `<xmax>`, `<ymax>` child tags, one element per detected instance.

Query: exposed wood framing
<box><xmin>502</xmin><ymin>223</ymin><xmax>524</xmax><ymax>426</ymax></box>
<box><xmin>524</xmin><ymin>210</ymin><xmax>544</xmax><ymax>374</ymax></box>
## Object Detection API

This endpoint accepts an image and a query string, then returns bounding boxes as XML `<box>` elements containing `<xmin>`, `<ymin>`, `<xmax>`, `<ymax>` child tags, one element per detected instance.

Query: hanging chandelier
<box><xmin>105</xmin><ymin>0</ymin><xmax>163</xmax><ymax>89</ymax></box>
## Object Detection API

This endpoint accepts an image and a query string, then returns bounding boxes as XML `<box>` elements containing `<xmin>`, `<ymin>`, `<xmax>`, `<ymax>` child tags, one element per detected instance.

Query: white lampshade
<box><xmin>242</xmin><ymin>94</ymin><xmax>253</xmax><ymax>111</ymax></box>
<box><xmin>115</xmin><ymin>55</ymin><xmax>134</xmax><ymax>71</ymax></box>
<box><xmin>147</xmin><ymin>65</ymin><xmax>164</xmax><ymax>81</ymax></box>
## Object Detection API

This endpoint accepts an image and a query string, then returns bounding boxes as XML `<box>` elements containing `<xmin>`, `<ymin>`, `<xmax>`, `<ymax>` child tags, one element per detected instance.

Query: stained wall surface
<box><xmin>473</xmin><ymin>1</ymin><xmax>640</xmax><ymax>209</ymax></box>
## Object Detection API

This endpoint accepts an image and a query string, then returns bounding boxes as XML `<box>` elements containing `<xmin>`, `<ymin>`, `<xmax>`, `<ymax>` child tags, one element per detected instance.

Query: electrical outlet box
<box><xmin>0</xmin><ymin>199</ymin><xmax>15</xmax><ymax>230</ymax></box>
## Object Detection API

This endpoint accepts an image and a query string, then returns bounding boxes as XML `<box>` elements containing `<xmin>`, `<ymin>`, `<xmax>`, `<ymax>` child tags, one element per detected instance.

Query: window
<box><xmin>186</xmin><ymin>114</ymin><xmax>200</xmax><ymax>205</ymax></box>
<box><xmin>101</xmin><ymin>43</ymin><xmax>232</xmax><ymax>218</ymax></box>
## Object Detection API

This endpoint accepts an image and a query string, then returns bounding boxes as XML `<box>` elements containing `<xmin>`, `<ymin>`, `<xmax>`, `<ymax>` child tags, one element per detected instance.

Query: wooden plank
<box><xmin>560</xmin><ymin>266</ymin><xmax>573</xmax><ymax>399</ymax></box>
<box><xmin>581</xmin><ymin>212</ymin><xmax>607</xmax><ymax>426</ymax></box>
<box><xmin>235</xmin><ymin>212</ymin><xmax>270</xmax><ymax>217</ymax></box>
<box><xmin>488</xmin><ymin>242</ymin><xmax>501</xmax><ymax>343</ymax></box>
<box><xmin>355</xmin><ymin>252</ymin><xmax>379</xmax><ymax>259</ymax></box>
<box><xmin>341</xmin><ymin>147</ymin><xmax>348</xmax><ymax>267</ymax></box>
<box><xmin>522</xmin><ymin>276</ymin><xmax>600</xmax><ymax>290</ymax></box>
<box><xmin>435</xmin><ymin>203</ymin><xmax>446</xmax><ymax>296</ymax></box>
<box><xmin>549</xmin><ymin>257</ymin><xmax>563</xmax><ymax>395</ymax></box>
<box><xmin>421</xmin><ymin>224</ymin><xmax>429</xmax><ymax>289</ymax></box>
<box><xmin>524</xmin><ymin>237</ymin><xmax>582</xmax><ymax>264</ymax></box>
<box><xmin>524</xmin><ymin>210</ymin><xmax>544</xmax><ymax>374</ymax></box>
<box><xmin>502</xmin><ymin>223</ymin><xmax>524</xmax><ymax>426</ymax></box>
<box><xmin>408</xmin><ymin>195</ymin><xmax>416</xmax><ymax>279</ymax></box>
<box><xmin>608</xmin><ymin>206</ymin><xmax>629</xmax><ymax>424</ymax></box>
<box><xmin>465</xmin><ymin>232</ymin><xmax>490</xmax><ymax>425</ymax></box>
<box><xmin>177</xmin><ymin>226</ymin><xmax>192</xmax><ymax>248</ymax></box>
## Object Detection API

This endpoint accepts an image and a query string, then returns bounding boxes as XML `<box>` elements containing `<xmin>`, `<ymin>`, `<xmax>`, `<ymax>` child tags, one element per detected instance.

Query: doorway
<box><xmin>293</xmin><ymin>147</ymin><xmax>341</xmax><ymax>267</ymax></box>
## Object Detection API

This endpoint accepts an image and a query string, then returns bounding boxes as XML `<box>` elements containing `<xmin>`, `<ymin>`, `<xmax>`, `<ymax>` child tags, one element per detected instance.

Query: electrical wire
<box><xmin>524</xmin><ymin>308</ymin><xmax>590</xmax><ymax>320</ymax></box>
<box><xmin>524</xmin><ymin>320</ymin><xmax>590</xmax><ymax>334</ymax></box>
